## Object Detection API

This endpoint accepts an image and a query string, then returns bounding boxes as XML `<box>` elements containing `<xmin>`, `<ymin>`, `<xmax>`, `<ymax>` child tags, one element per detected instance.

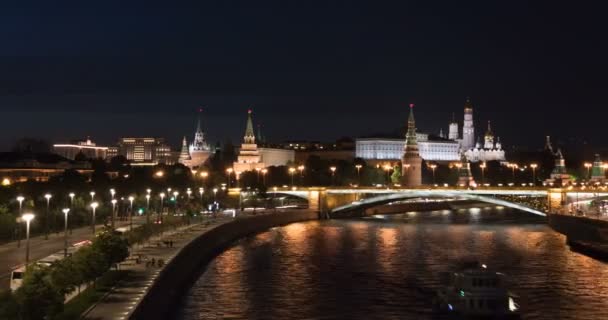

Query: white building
<box><xmin>356</xmin><ymin>135</ymin><xmax>461</xmax><ymax>163</ymax></box>
<box><xmin>258</xmin><ymin>148</ymin><xmax>295</xmax><ymax>167</ymax></box>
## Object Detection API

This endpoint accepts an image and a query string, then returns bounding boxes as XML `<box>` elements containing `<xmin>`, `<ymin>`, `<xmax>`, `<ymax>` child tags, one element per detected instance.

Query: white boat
<box><xmin>434</xmin><ymin>262</ymin><xmax>520</xmax><ymax>319</ymax></box>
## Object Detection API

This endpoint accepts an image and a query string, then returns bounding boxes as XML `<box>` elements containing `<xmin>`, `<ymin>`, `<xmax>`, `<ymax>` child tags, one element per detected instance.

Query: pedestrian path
<box><xmin>82</xmin><ymin>217</ymin><xmax>233</xmax><ymax>320</ymax></box>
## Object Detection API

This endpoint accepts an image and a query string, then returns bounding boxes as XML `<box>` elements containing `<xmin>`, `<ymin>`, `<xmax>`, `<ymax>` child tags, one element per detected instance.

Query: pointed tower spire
<box><xmin>179</xmin><ymin>136</ymin><xmax>191</xmax><ymax>162</ymax></box>
<box><xmin>243</xmin><ymin>109</ymin><xmax>256</xmax><ymax>144</ymax></box>
<box><xmin>196</xmin><ymin>108</ymin><xmax>202</xmax><ymax>133</ymax></box>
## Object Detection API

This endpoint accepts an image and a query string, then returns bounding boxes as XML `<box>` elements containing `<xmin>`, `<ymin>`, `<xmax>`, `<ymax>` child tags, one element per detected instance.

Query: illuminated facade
<box><xmin>356</xmin><ymin>136</ymin><xmax>460</xmax><ymax>163</ymax></box>
<box><xmin>53</xmin><ymin>138</ymin><xmax>108</xmax><ymax>160</ymax></box>
<box><xmin>0</xmin><ymin>152</ymin><xmax>94</xmax><ymax>183</ymax></box>
<box><xmin>116</xmin><ymin>137</ymin><xmax>172</xmax><ymax>165</ymax></box>
<box><xmin>463</xmin><ymin>120</ymin><xmax>505</xmax><ymax>163</ymax></box>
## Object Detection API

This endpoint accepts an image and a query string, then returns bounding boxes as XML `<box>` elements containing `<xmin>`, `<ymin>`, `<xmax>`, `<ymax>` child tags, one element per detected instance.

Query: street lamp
<box><xmin>69</xmin><ymin>192</ymin><xmax>75</xmax><ymax>207</ymax></box>
<box><xmin>187</xmin><ymin>189</ymin><xmax>192</xmax><ymax>199</ymax></box>
<box><xmin>173</xmin><ymin>191</ymin><xmax>179</xmax><ymax>215</ymax></box>
<box><xmin>530</xmin><ymin>163</ymin><xmax>538</xmax><ymax>186</ymax></box>
<box><xmin>145</xmin><ymin>194</ymin><xmax>151</xmax><ymax>224</ymax></box>
<box><xmin>62</xmin><ymin>209</ymin><xmax>69</xmax><ymax>257</ymax></box>
<box><xmin>213</xmin><ymin>188</ymin><xmax>218</xmax><ymax>202</ymax></box>
<box><xmin>155</xmin><ymin>170</ymin><xmax>164</xmax><ymax>178</ymax></box>
<box><xmin>261</xmin><ymin>168</ymin><xmax>268</xmax><ymax>187</ymax></box>
<box><xmin>429</xmin><ymin>164</ymin><xmax>437</xmax><ymax>184</ymax></box>
<box><xmin>584</xmin><ymin>162</ymin><xmax>592</xmax><ymax>180</ymax></box>
<box><xmin>289</xmin><ymin>167</ymin><xmax>296</xmax><ymax>188</ymax></box>
<box><xmin>16</xmin><ymin>196</ymin><xmax>24</xmax><ymax>247</ymax></box>
<box><xmin>21</xmin><ymin>213</ymin><xmax>34</xmax><ymax>268</ymax></box>
<box><xmin>383</xmin><ymin>164</ymin><xmax>392</xmax><ymax>186</ymax></box>
<box><xmin>298</xmin><ymin>165</ymin><xmax>305</xmax><ymax>186</ymax></box>
<box><xmin>199</xmin><ymin>188</ymin><xmax>204</xmax><ymax>206</ymax></box>
<box><xmin>90</xmin><ymin>202</ymin><xmax>98</xmax><ymax>234</ymax></box>
<box><xmin>44</xmin><ymin>193</ymin><xmax>52</xmax><ymax>240</ymax></box>
<box><xmin>255</xmin><ymin>167</ymin><xmax>261</xmax><ymax>183</ymax></box>
<box><xmin>159</xmin><ymin>192</ymin><xmax>165</xmax><ymax>224</ymax></box>
<box><xmin>89</xmin><ymin>191</ymin><xmax>95</xmax><ymax>202</ymax></box>
<box><xmin>111</xmin><ymin>199</ymin><xmax>117</xmax><ymax>229</ymax></box>
<box><xmin>355</xmin><ymin>164</ymin><xmax>363</xmax><ymax>185</ymax></box>
<box><xmin>128</xmin><ymin>196</ymin><xmax>134</xmax><ymax>231</ymax></box>
<box><xmin>226</xmin><ymin>168</ymin><xmax>233</xmax><ymax>188</ymax></box>
<box><xmin>480</xmin><ymin>162</ymin><xmax>487</xmax><ymax>185</ymax></box>
<box><xmin>330</xmin><ymin>166</ymin><xmax>337</xmax><ymax>186</ymax></box>
<box><xmin>110</xmin><ymin>188</ymin><xmax>116</xmax><ymax>200</ymax></box>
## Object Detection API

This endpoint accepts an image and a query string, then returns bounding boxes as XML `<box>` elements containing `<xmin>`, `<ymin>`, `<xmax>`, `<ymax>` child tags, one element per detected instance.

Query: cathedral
<box><xmin>450</xmin><ymin>98</ymin><xmax>506</xmax><ymax>163</ymax></box>
<box><xmin>179</xmin><ymin>110</ymin><xmax>212</xmax><ymax>169</ymax></box>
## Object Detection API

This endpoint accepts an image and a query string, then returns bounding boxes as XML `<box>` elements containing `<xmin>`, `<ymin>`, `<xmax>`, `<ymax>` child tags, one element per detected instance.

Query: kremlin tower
<box><xmin>233</xmin><ymin>109</ymin><xmax>265</xmax><ymax>174</ymax></box>
<box><xmin>462</xmin><ymin>97</ymin><xmax>475</xmax><ymax>150</ymax></box>
<box><xmin>401</xmin><ymin>104</ymin><xmax>422</xmax><ymax>187</ymax></box>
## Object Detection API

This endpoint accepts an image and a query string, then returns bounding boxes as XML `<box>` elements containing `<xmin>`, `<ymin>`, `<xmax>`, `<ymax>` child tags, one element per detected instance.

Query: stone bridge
<box><xmin>267</xmin><ymin>187</ymin><xmax>608</xmax><ymax>218</ymax></box>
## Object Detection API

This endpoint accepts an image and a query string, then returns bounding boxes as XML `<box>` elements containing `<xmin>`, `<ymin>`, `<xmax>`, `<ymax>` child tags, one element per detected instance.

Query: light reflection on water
<box><xmin>176</xmin><ymin>208</ymin><xmax>608</xmax><ymax>320</ymax></box>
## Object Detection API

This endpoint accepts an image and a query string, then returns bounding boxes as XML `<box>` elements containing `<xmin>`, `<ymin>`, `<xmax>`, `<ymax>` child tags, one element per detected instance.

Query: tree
<box><xmin>93</xmin><ymin>229</ymin><xmax>130</xmax><ymax>266</ymax></box>
<box><xmin>15</xmin><ymin>266</ymin><xmax>64</xmax><ymax>320</ymax></box>
<box><xmin>391</xmin><ymin>165</ymin><xmax>402</xmax><ymax>184</ymax></box>
<box><xmin>0</xmin><ymin>291</ymin><xmax>18</xmax><ymax>320</ymax></box>
<box><xmin>73</xmin><ymin>246</ymin><xmax>108</xmax><ymax>286</ymax></box>
<box><xmin>49</xmin><ymin>259</ymin><xmax>81</xmax><ymax>296</ymax></box>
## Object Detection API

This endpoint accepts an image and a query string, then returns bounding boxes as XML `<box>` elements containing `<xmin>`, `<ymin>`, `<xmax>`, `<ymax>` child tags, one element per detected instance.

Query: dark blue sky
<box><xmin>0</xmin><ymin>1</ymin><xmax>606</xmax><ymax>150</ymax></box>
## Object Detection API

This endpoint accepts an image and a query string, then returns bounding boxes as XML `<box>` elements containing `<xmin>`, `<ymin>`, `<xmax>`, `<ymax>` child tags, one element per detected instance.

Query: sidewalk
<box><xmin>82</xmin><ymin>216</ymin><xmax>233</xmax><ymax>320</ymax></box>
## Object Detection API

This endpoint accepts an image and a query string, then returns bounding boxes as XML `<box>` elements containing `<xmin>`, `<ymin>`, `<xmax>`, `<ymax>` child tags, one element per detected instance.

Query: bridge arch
<box><xmin>330</xmin><ymin>191</ymin><xmax>547</xmax><ymax>218</ymax></box>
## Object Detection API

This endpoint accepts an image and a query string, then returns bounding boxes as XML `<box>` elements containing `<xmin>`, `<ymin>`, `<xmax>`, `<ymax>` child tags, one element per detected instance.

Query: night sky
<box><xmin>1</xmin><ymin>2</ymin><xmax>607</xmax><ymax>150</ymax></box>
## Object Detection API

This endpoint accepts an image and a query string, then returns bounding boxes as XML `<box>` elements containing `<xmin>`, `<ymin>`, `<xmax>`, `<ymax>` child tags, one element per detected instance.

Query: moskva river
<box><xmin>175</xmin><ymin>208</ymin><xmax>608</xmax><ymax>320</ymax></box>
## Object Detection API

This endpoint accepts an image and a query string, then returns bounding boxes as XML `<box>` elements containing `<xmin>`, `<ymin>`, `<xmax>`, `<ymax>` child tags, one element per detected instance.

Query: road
<box><xmin>0</xmin><ymin>217</ymin><xmax>147</xmax><ymax>290</ymax></box>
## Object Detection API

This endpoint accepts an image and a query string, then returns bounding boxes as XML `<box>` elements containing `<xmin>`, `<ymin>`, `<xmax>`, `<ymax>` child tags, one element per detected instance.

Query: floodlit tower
<box><xmin>448</xmin><ymin>113</ymin><xmax>459</xmax><ymax>140</ymax></box>
<box><xmin>462</xmin><ymin>97</ymin><xmax>475</xmax><ymax>150</ymax></box>
<box><xmin>401</xmin><ymin>104</ymin><xmax>422</xmax><ymax>187</ymax></box>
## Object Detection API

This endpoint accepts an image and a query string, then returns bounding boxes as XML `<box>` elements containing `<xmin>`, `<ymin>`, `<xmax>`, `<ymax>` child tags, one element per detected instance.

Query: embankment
<box><xmin>130</xmin><ymin>210</ymin><xmax>320</xmax><ymax>320</ymax></box>
<box><xmin>548</xmin><ymin>214</ymin><xmax>608</xmax><ymax>243</ymax></box>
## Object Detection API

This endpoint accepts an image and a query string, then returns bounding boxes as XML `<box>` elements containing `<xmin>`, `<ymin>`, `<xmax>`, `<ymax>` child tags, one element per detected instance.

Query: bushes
<box><xmin>1</xmin><ymin>229</ymin><xmax>130</xmax><ymax>320</ymax></box>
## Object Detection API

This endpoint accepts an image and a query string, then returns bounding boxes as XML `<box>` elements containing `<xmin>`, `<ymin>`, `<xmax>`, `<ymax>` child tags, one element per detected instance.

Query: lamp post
<box><xmin>330</xmin><ymin>166</ymin><xmax>337</xmax><ymax>186</ymax></box>
<box><xmin>187</xmin><ymin>189</ymin><xmax>192</xmax><ymax>199</ymax></box>
<box><xmin>90</xmin><ymin>202</ymin><xmax>98</xmax><ymax>234</ymax></box>
<box><xmin>16</xmin><ymin>196</ymin><xmax>24</xmax><ymax>247</ymax></box>
<box><xmin>200</xmin><ymin>171</ymin><xmax>209</xmax><ymax>181</ymax></box>
<box><xmin>128</xmin><ymin>196</ymin><xmax>134</xmax><ymax>230</ymax></box>
<box><xmin>355</xmin><ymin>164</ymin><xmax>362</xmax><ymax>186</ymax></box>
<box><xmin>480</xmin><ymin>162</ymin><xmax>487</xmax><ymax>186</ymax></box>
<box><xmin>213</xmin><ymin>188</ymin><xmax>218</xmax><ymax>202</ymax></box>
<box><xmin>21</xmin><ymin>213</ymin><xmax>34</xmax><ymax>268</ymax></box>
<box><xmin>429</xmin><ymin>164</ymin><xmax>437</xmax><ymax>184</ymax></box>
<box><xmin>44</xmin><ymin>193</ymin><xmax>52</xmax><ymax>240</ymax></box>
<box><xmin>159</xmin><ymin>192</ymin><xmax>165</xmax><ymax>224</ymax></box>
<box><xmin>110</xmin><ymin>188</ymin><xmax>115</xmax><ymax>200</ymax></box>
<box><xmin>289</xmin><ymin>167</ymin><xmax>296</xmax><ymax>188</ymax></box>
<box><xmin>199</xmin><ymin>187</ymin><xmax>204</xmax><ymax>204</ymax></box>
<box><xmin>530</xmin><ymin>163</ymin><xmax>538</xmax><ymax>186</ymax></box>
<box><xmin>62</xmin><ymin>208</ymin><xmax>69</xmax><ymax>257</ymax></box>
<box><xmin>173</xmin><ymin>191</ymin><xmax>179</xmax><ymax>215</ymax></box>
<box><xmin>226</xmin><ymin>168</ymin><xmax>233</xmax><ymax>188</ymax></box>
<box><xmin>261</xmin><ymin>168</ymin><xmax>268</xmax><ymax>187</ymax></box>
<box><xmin>255</xmin><ymin>167</ymin><xmax>261</xmax><ymax>184</ymax></box>
<box><xmin>298</xmin><ymin>165</ymin><xmax>305</xmax><ymax>186</ymax></box>
<box><xmin>69</xmin><ymin>192</ymin><xmax>75</xmax><ymax>207</ymax></box>
<box><xmin>383</xmin><ymin>164</ymin><xmax>391</xmax><ymax>186</ymax></box>
<box><xmin>111</xmin><ymin>199</ymin><xmax>117</xmax><ymax>229</ymax></box>
<box><xmin>145</xmin><ymin>195</ymin><xmax>151</xmax><ymax>224</ymax></box>
<box><xmin>584</xmin><ymin>162</ymin><xmax>592</xmax><ymax>180</ymax></box>
<box><xmin>89</xmin><ymin>191</ymin><xmax>95</xmax><ymax>202</ymax></box>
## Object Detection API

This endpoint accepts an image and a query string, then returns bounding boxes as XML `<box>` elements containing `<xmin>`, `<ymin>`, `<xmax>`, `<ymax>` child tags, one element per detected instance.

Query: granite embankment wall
<box><xmin>548</xmin><ymin>214</ymin><xmax>608</xmax><ymax>243</ymax></box>
<box><xmin>130</xmin><ymin>210</ymin><xmax>320</xmax><ymax>320</ymax></box>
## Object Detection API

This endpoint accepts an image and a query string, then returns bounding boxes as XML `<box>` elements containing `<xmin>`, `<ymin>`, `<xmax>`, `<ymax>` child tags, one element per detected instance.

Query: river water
<box><xmin>175</xmin><ymin>207</ymin><xmax>608</xmax><ymax>319</ymax></box>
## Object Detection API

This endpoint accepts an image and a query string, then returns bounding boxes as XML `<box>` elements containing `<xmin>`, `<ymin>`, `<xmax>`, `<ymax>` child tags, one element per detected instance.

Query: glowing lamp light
<box><xmin>1</xmin><ymin>178</ymin><xmax>11</xmax><ymax>186</ymax></box>
<box><xmin>22</xmin><ymin>213</ymin><xmax>35</xmax><ymax>223</ymax></box>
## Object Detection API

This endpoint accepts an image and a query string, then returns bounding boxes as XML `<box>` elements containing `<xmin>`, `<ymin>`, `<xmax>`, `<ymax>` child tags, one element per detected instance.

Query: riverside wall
<box><xmin>548</xmin><ymin>214</ymin><xmax>608</xmax><ymax>243</ymax></box>
<box><xmin>130</xmin><ymin>210</ymin><xmax>320</xmax><ymax>320</ymax></box>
